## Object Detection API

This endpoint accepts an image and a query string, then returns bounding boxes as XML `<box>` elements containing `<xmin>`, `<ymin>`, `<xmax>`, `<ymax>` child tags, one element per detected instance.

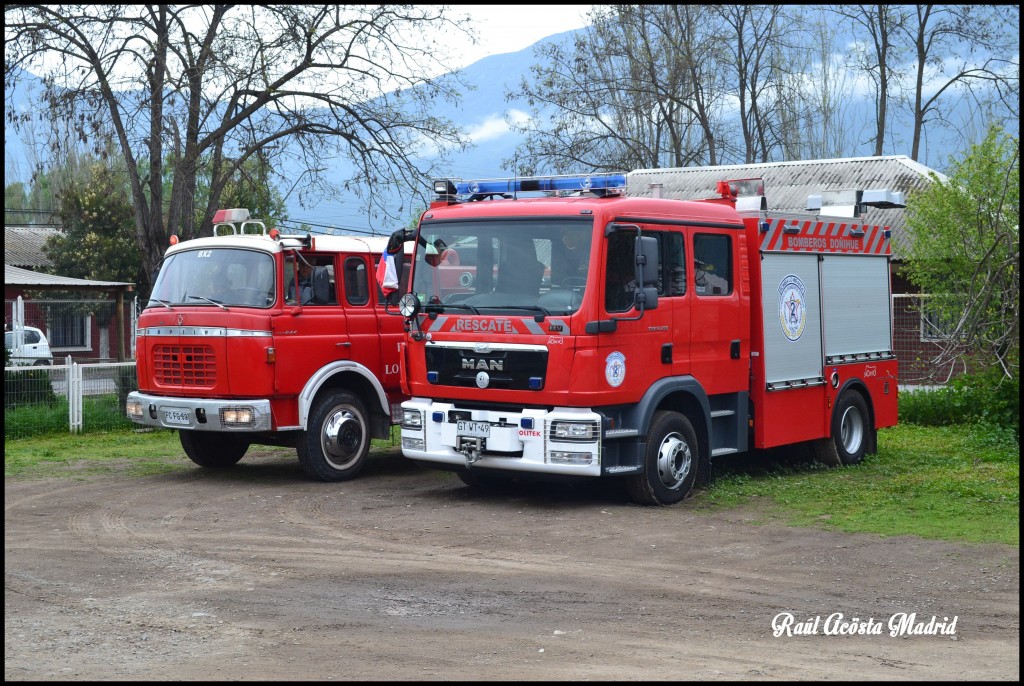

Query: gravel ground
<box><xmin>4</xmin><ymin>449</ymin><xmax>1019</xmax><ymax>681</ymax></box>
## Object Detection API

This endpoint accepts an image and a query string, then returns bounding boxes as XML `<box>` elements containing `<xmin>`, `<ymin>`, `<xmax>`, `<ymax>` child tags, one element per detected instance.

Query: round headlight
<box><xmin>398</xmin><ymin>293</ymin><xmax>420</xmax><ymax>318</ymax></box>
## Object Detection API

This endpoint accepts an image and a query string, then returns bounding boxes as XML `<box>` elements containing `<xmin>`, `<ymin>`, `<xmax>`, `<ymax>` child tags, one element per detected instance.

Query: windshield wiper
<box><xmin>148</xmin><ymin>298</ymin><xmax>174</xmax><ymax>310</ymax></box>
<box><xmin>187</xmin><ymin>295</ymin><xmax>228</xmax><ymax>310</ymax></box>
<box><xmin>483</xmin><ymin>304</ymin><xmax>552</xmax><ymax>319</ymax></box>
<box><xmin>428</xmin><ymin>302</ymin><xmax>480</xmax><ymax>315</ymax></box>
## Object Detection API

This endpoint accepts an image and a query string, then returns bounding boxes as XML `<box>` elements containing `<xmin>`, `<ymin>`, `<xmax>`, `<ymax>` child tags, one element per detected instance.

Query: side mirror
<box><xmin>636</xmin><ymin>235</ymin><xmax>659</xmax><ymax>286</ymax></box>
<box><xmin>635</xmin><ymin>286</ymin><xmax>659</xmax><ymax>311</ymax></box>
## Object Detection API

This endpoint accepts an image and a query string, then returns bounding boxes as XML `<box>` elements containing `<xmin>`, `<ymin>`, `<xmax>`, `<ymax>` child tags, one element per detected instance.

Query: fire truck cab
<box><xmin>127</xmin><ymin>210</ymin><xmax>410</xmax><ymax>481</ymax></box>
<box><xmin>395</xmin><ymin>173</ymin><xmax>900</xmax><ymax>504</ymax></box>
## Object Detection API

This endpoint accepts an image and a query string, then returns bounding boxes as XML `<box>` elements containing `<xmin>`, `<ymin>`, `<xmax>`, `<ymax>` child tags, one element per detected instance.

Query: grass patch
<box><xmin>4</xmin><ymin>426</ymin><xmax>402</xmax><ymax>479</ymax></box>
<box><xmin>4</xmin><ymin>428</ymin><xmax>189</xmax><ymax>478</ymax></box>
<box><xmin>705</xmin><ymin>422</ymin><xmax>1018</xmax><ymax>546</ymax></box>
<box><xmin>5</xmin><ymin>424</ymin><xmax>1017</xmax><ymax>546</ymax></box>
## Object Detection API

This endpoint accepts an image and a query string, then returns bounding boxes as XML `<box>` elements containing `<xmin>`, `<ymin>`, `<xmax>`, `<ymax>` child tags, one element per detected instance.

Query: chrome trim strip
<box><xmin>137</xmin><ymin>327</ymin><xmax>272</xmax><ymax>337</ymax></box>
<box><xmin>425</xmin><ymin>340</ymin><xmax>548</xmax><ymax>352</ymax></box>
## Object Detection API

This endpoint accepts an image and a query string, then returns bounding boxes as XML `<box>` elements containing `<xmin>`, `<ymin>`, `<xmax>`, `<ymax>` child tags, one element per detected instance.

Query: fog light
<box><xmin>402</xmin><ymin>437</ymin><xmax>425</xmax><ymax>451</ymax></box>
<box><xmin>126</xmin><ymin>399</ymin><xmax>144</xmax><ymax>418</ymax></box>
<box><xmin>549</xmin><ymin>451</ymin><xmax>593</xmax><ymax>465</ymax></box>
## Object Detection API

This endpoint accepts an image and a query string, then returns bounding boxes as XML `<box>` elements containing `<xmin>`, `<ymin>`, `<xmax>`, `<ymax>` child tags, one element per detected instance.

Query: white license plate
<box><xmin>163</xmin><ymin>409</ymin><xmax>191</xmax><ymax>425</ymax></box>
<box><xmin>456</xmin><ymin>420</ymin><xmax>490</xmax><ymax>438</ymax></box>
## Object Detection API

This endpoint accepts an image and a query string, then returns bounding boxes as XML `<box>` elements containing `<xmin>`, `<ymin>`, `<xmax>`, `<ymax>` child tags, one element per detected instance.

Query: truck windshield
<box><xmin>411</xmin><ymin>219</ymin><xmax>592</xmax><ymax>314</ymax></box>
<box><xmin>148</xmin><ymin>247</ymin><xmax>276</xmax><ymax>309</ymax></box>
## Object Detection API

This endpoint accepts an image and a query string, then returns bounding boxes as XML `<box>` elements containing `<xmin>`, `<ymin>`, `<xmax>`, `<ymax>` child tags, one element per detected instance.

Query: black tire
<box><xmin>297</xmin><ymin>389</ymin><xmax>370</xmax><ymax>482</ymax></box>
<box><xmin>832</xmin><ymin>391</ymin><xmax>872</xmax><ymax>465</ymax></box>
<box><xmin>179</xmin><ymin>431</ymin><xmax>249</xmax><ymax>468</ymax></box>
<box><xmin>625</xmin><ymin>411</ymin><xmax>698</xmax><ymax>506</ymax></box>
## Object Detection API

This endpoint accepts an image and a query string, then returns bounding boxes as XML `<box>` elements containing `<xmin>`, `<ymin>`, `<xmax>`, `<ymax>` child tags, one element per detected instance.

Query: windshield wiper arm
<box><xmin>187</xmin><ymin>295</ymin><xmax>228</xmax><ymax>310</ymax></box>
<box><xmin>428</xmin><ymin>302</ymin><xmax>480</xmax><ymax>315</ymax></box>
<box><xmin>148</xmin><ymin>298</ymin><xmax>173</xmax><ymax>310</ymax></box>
<box><xmin>486</xmin><ymin>304</ymin><xmax>551</xmax><ymax>319</ymax></box>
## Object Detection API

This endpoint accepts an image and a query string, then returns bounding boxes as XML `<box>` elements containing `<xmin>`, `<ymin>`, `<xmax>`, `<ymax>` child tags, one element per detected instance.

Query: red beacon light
<box><xmin>169</xmin><ymin>234</ymin><xmax>179</xmax><ymax>245</ymax></box>
<box><xmin>269</xmin><ymin>227</ymin><xmax>280</xmax><ymax>240</ymax></box>
<box><xmin>717</xmin><ymin>178</ymin><xmax>764</xmax><ymax>199</ymax></box>
<box><xmin>212</xmin><ymin>208</ymin><xmax>250</xmax><ymax>223</ymax></box>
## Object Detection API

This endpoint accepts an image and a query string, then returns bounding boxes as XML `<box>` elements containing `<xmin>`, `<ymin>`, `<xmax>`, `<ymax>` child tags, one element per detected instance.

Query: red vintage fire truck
<box><xmin>127</xmin><ymin>209</ymin><xmax>410</xmax><ymax>481</ymax></box>
<box><xmin>393</xmin><ymin>172</ymin><xmax>901</xmax><ymax>504</ymax></box>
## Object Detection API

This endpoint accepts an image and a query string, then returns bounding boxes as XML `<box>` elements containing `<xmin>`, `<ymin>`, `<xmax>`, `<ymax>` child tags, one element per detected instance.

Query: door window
<box><xmin>694</xmin><ymin>234</ymin><xmax>732</xmax><ymax>296</ymax></box>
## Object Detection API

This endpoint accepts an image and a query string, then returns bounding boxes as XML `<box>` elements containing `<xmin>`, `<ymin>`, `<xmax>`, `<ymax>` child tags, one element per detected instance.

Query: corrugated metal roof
<box><xmin>4</xmin><ymin>264</ymin><xmax>133</xmax><ymax>289</ymax></box>
<box><xmin>4</xmin><ymin>225</ymin><xmax>61</xmax><ymax>268</ymax></box>
<box><xmin>626</xmin><ymin>155</ymin><xmax>945</xmax><ymax>259</ymax></box>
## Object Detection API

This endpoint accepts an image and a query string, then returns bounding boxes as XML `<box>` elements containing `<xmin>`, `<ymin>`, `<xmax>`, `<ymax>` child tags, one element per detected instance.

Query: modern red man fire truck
<box><xmin>392</xmin><ymin>172</ymin><xmax>901</xmax><ymax>505</ymax></box>
<box><xmin>127</xmin><ymin>209</ymin><xmax>410</xmax><ymax>481</ymax></box>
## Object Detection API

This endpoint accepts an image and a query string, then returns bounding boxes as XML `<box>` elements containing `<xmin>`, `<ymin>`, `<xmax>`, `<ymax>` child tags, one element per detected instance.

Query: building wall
<box><xmin>5</xmin><ymin>290</ymin><xmax>135</xmax><ymax>363</ymax></box>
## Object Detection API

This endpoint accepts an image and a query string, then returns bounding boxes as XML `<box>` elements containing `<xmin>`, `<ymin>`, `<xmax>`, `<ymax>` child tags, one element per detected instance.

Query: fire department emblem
<box><xmin>605</xmin><ymin>351</ymin><xmax>626</xmax><ymax>388</ymax></box>
<box><xmin>778</xmin><ymin>274</ymin><xmax>807</xmax><ymax>342</ymax></box>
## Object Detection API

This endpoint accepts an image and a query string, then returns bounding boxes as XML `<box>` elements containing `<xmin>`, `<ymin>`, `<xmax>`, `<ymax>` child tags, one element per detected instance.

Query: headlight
<box><xmin>402</xmin><ymin>408</ymin><xmax>423</xmax><ymax>430</ymax></box>
<box><xmin>221</xmin><ymin>407</ymin><xmax>256</xmax><ymax>427</ymax></box>
<box><xmin>551</xmin><ymin>421</ymin><xmax>596</xmax><ymax>441</ymax></box>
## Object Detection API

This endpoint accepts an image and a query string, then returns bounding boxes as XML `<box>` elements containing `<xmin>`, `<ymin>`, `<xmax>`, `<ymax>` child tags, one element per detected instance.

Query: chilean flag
<box><xmin>376</xmin><ymin>250</ymin><xmax>399</xmax><ymax>296</ymax></box>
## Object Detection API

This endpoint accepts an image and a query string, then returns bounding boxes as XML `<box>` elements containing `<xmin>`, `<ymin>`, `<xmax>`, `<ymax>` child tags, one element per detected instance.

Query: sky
<box><xmin>446</xmin><ymin>5</ymin><xmax>593</xmax><ymax>69</ymax></box>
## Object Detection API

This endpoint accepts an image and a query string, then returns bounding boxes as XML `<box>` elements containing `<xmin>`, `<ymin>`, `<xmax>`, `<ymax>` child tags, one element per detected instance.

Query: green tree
<box><xmin>902</xmin><ymin>125</ymin><xmax>1019</xmax><ymax>379</ymax></box>
<box><xmin>6</xmin><ymin>6</ymin><xmax>473</xmax><ymax>297</ymax></box>
<box><xmin>194</xmin><ymin>152</ymin><xmax>288</xmax><ymax>231</ymax></box>
<box><xmin>43</xmin><ymin>163</ymin><xmax>143</xmax><ymax>292</ymax></box>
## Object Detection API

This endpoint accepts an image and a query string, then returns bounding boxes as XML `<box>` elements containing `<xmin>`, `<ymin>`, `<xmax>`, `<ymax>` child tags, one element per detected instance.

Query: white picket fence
<box><xmin>4</xmin><ymin>357</ymin><xmax>137</xmax><ymax>436</ymax></box>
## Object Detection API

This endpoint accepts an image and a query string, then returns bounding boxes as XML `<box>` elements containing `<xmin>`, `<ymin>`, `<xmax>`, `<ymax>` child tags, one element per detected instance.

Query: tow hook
<box><xmin>457</xmin><ymin>437</ymin><xmax>483</xmax><ymax>467</ymax></box>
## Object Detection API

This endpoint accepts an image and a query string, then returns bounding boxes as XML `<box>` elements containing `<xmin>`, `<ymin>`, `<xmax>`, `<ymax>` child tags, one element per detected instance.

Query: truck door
<box><xmin>272</xmin><ymin>253</ymin><xmax>349</xmax><ymax>399</ymax></box>
<box><xmin>340</xmin><ymin>254</ymin><xmax>403</xmax><ymax>396</ymax></box>
<box><xmin>597</xmin><ymin>226</ymin><xmax>680</xmax><ymax>404</ymax></box>
<box><xmin>689</xmin><ymin>230</ymin><xmax>748</xmax><ymax>395</ymax></box>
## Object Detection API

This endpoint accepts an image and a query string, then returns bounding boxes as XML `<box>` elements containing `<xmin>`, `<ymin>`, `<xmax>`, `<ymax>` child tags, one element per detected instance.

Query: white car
<box><xmin>5</xmin><ymin>326</ymin><xmax>54</xmax><ymax>366</ymax></box>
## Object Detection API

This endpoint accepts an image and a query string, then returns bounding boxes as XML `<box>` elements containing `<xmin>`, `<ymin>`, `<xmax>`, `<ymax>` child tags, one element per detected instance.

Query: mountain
<box><xmin>281</xmin><ymin>29</ymin><xmax>583</xmax><ymax>234</ymax></box>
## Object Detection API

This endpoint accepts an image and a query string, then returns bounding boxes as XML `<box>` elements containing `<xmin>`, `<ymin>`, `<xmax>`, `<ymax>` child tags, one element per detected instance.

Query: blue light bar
<box><xmin>453</xmin><ymin>173</ymin><xmax>626</xmax><ymax>196</ymax></box>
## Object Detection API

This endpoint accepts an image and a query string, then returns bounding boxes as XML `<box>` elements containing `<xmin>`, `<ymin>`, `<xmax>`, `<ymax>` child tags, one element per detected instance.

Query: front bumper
<box><xmin>400</xmin><ymin>397</ymin><xmax>602</xmax><ymax>476</ymax></box>
<box><xmin>126</xmin><ymin>391</ymin><xmax>272</xmax><ymax>432</ymax></box>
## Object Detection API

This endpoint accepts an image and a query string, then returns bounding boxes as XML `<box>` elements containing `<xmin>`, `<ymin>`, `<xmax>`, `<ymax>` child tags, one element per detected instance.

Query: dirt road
<box><xmin>5</xmin><ymin>449</ymin><xmax>1019</xmax><ymax>681</ymax></box>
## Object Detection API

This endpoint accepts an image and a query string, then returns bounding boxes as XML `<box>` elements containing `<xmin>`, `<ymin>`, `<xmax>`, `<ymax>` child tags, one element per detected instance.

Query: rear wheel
<box><xmin>297</xmin><ymin>389</ymin><xmax>370</xmax><ymax>482</ymax></box>
<box><xmin>179</xmin><ymin>431</ymin><xmax>249</xmax><ymax>468</ymax></box>
<box><xmin>832</xmin><ymin>391</ymin><xmax>872</xmax><ymax>465</ymax></box>
<box><xmin>625</xmin><ymin>411</ymin><xmax>698</xmax><ymax>506</ymax></box>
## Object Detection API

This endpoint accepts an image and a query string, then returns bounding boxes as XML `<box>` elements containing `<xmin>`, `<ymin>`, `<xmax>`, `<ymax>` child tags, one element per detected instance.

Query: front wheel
<box><xmin>625</xmin><ymin>411</ymin><xmax>699</xmax><ymax>506</ymax></box>
<box><xmin>832</xmin><ymin>391</ymin><xmax>872</xmax><ymax>465</ymax></box>
<box><xmin>297</xmin><ymin>389</ymin><xmax>370</xmax><ymax>482</ymax></box>
<box><xmin>179</xmin><ymin>431</ymin><xmax>249</xmax><ymax>468</ymax></box>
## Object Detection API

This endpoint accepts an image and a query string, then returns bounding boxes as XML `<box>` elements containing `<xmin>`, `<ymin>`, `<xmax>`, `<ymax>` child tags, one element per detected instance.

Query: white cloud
<box><xmin>466</xmin><ymin>114</ymin><xmax>513</xmax><ymax>144</ymax></box>
<box><xmin>448</xmin><ymin>5</ymin><xmax>593</xmax><ymax>69</ymax></box>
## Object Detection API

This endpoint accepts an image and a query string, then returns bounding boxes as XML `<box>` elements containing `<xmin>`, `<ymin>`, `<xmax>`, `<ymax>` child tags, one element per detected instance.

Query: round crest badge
<box><xmin>778</xmin><ymin>274</ymin><xmax>807</xmax><ymax>342</ymax></box>
<box><xmin>475</xmin><ymin>371</ymin><xmax>490</xmax><ymax>389</ymax></box>
<box><xmin>605</xmin><ymin>352</ymin><xmax>626</xmax><ymax>387</ymax></box>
